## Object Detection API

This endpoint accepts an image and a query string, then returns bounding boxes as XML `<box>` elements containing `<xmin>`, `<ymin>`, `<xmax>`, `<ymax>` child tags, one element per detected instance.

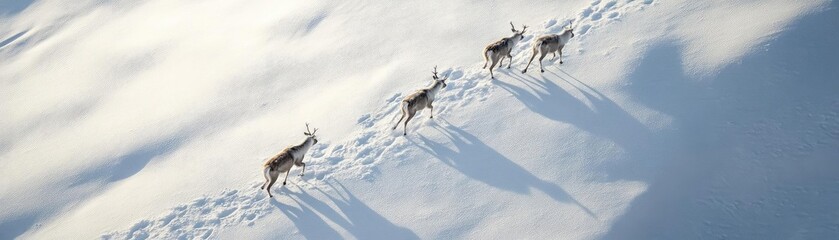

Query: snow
<box><xmin>2</xmin><ymin>0</ymin><xmax>838</xmax><ymax>239</ymax></box>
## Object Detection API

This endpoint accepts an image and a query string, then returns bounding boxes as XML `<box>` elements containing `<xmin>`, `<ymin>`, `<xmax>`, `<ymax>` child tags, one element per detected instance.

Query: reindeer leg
<box><xmin>559</xmin><ymin>47</ymin><xmax>564</xmax><ymax>64</ymax></box>
<box><xmin>523</xmin><ymin>49</ymin><xmax>538</xmax><ymax>73</ymax></box>
<box><xmin>497</xmin><ymin>55</ymin><xmax>505</xmax><ymax>70</ymax></box>
<box><xmin>403</xmin><ymin>111</ymin><xmax>416</xmax><ymax>136</ymax></box>
<box><xmin>266</xmin><ymin>170</ymin><xmax>278</xmax><ymax>197</ymax></box>
<box><xmin>283</xmin><ymin>169</ymin><xmax>290</xmax><ymax>186</ymax></box>
<box><xmin>488</xmin><ymin>57</ymin><xmax>498</xmax><ymax>78</ymax></box>
<box><xmin>539</xmin><ymin>51</ymin><xmax>548</xmax><ymax>73</ymax></box>
<box><xmin>507</xmin><ymin>52</ymin><xmax>513</xmax><ymax>69</ymax></box>
<box><xmin>261</xmin><ymin>167</ymin><xmax>270</xmax><ymax>189</ymax></box>
<box><xmin>482</xmin><ymin>50</ymin><xmax>490</xmax><ymax>69</ymax></box>
<box><xmin>393</xmin><ymin>108</ymin><xmax>405</xmax><ymax>130</ymax></box>
<box><xmin>298</xmin><ymin>163</ymin><xmax>306</xmax><ymax>176</ymax></box>
<box><xmin>427</xmin><ymin>102</ymin><xmax>433</xmax><ymax>119</ymax></box>
<box><xmin>392</xmin><ymin>115</ymin><xmax>404</xmax><ymax>130</ymax></box>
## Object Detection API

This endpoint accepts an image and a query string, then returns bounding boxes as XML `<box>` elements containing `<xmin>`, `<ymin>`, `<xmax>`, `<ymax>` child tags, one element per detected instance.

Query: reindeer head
<box><xmin>431</xmin><ymin>65</ymin><xmax>448</xmax><ymax>88</ymax></box>
<box><xmin>565</xmin><ymin>21</ymin><xmax>575</xmax><ymax>38</ymax></box>
<box><xmin>303</xmin><ymin>123</ymin><xmax>319</xmax><ymax>144</ymax></box>
<box><xmin>510</xmin><ymin>21</ymin><xmax>528</xmax><ymax>40</ymax></box>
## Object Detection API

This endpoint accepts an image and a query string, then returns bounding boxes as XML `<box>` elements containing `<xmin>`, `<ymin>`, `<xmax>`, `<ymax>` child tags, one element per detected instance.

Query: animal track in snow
<box><xmin>305</xmin><ymin>67</ymin><xmax>491</xmax><ymax>182</ymax></box>
<box><xmin>508</xmin><ymin>0</ymin><xmax>651</xmax><ymax>67</ymax></box>
<box><xmin>591</xmin><ymin>12</ymin><xmax>603</xmax><ymax>21</ymax></box>
<box><xmin>603</xmin><ymin>1</ymin><xmax>617</xmax><ymax>11</ymax></box>
<box><xmin>101</xmin><ymin>188</ymin><xmax>274</xmax><ymax>240</ymax></box>
<box><xmin>574</xmin><ymin>0</ymin><xmax>653</xmax><ymax>35</ymax></box>
<box><xmin>102</xmin><ymin>0</ymin><xmax>655</xmax><ymax>236</ymax></box>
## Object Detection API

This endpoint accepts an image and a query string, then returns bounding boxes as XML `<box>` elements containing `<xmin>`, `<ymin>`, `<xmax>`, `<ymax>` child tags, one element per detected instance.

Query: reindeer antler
<box><xmin>521</xmin><ymin>24</ymin><xmax>528</xmax><ymax>33</ymax></box>
<box><xmin>305</xmin><ymin>123</ymin><xmax>316</xmax><ymax>136</ymax></box>
<box><xmin>431</xmin><ymin>65</ymin><xmax>450</xmax><ymax>81</ymax></box>
<box><xmin>510</xmin><ymin>21</ymin><xmax>517</xmax><ymax>32</ymax></box>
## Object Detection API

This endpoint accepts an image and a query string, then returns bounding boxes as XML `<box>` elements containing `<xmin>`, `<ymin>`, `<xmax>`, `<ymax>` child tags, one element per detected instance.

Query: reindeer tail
<box><xmin>263</xmin><ymin>158</ymin><xmax>274</xmax><ymax>169</ymax></box>
<box><xmin>533</xmin><ymin>39</ymin><xmax>543</xmax><ymax>48</ymax></box>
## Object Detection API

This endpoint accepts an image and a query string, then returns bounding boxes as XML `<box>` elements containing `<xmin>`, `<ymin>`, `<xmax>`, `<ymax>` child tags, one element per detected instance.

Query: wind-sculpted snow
<box><xmin>99</xmin><ymin>66</ymin><xmax>496</xmax><ymax>239</ymax></box>
<box><xmin>102</xmin><ymin>181</ymin><xmax>419</xmax><ymax>240</ymax></box>
<box><xmin>3</xmin><ymin>0</ymin><xmax>836</xmax><ymax>239</ymax></box>
<box><xmin>101</xmin><ymin>188</ymin><xmax>270</xmax><ymax>240</ymax></box>
<box><xmin>98</xmin><ymin>1</ymin><xmax>656</xmax><ymax>238</ymax></box>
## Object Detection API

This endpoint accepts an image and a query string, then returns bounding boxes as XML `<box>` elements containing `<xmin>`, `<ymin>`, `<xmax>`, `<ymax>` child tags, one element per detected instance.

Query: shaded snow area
<box><xmin>2</xmin><ymin>0</ymin><xmax>838</xmax><ymax>239</ymax></box>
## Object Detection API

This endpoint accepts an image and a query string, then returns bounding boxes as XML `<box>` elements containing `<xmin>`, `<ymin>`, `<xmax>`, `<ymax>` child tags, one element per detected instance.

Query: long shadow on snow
<box><xmin>602</xmin><ymin>5</ymin><xmax>839</xmax><ymax>239</ymax></box>
<box><xmin>0</xmin><ymin>30</ymin><xmax>27</xmax><ymax>49</ymax></box>
<box><xmin>271</xmin><ymin>180</ymin><xmax>419</xmax><ymax>239</ymax></box>
<box><xmin>271</xmin><ymin>197</ymin><xmax>343</xmax><ymax>240</ymax></box>
<box><xmin>413</xmin><ymin>121</ymin><xmax>595</xmax><ymax>218</ymax></box>
<box><xmin>0</xmin><ymin>137</ymin><xmax>187</xmax><ymax>239</ymax></box>
<box><xmin>0</xmin><ymin>214</ymin><xmax>36</xmax><ymax>240</ymax></box>
<box><xmin>68</xmin><ymin>137</ymin><xmax>185</xmax><ymax>188</ymax></box>
<box><xmin>0</xmin><ymin>0</ymin><xmax>34</xmax><ymax>16</ymax></box>
<box><xmin>496</xmin><ymin>69</ymin><xmax>661</xmax><ymax>181</ymax></box>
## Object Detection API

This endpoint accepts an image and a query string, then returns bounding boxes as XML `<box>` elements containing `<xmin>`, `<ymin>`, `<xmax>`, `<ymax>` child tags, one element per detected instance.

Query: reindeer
<box><xmin>522</xmin><ymin>21</ymin><xmax>575</xmax><ymax>73</ymax></box>
<box><xmin>482</xmin><ymin>22</ymin><xmax>528</xmax><ymax>78</ymax></box>
<box><xmin>393</xmin><ymin>66</ymin><xmax>448</xmax><ymax>136</ymax></box>
<box><xmin>261</xmin><ymin>124</ymin><xmax>319</xmax><ymax>197</ymax></box>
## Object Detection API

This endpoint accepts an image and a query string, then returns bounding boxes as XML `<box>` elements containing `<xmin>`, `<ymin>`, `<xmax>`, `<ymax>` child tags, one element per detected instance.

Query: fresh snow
<box><xmin>1</xmin><ymin>0</ymin><xmax>837</xmax><ymax>239</ymax></box>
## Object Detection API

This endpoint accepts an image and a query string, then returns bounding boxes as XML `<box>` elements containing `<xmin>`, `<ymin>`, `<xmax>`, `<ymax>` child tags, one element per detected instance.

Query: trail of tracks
<box><xmin>102</xmin><ymin>0</ymin><xmax>654</xmax><ymax>238</ymax></box>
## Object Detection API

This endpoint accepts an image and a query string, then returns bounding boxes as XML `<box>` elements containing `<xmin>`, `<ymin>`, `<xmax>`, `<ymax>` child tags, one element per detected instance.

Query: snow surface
<box><xmin>1</xmin><ymin>0</ymin><xmax>837</xmax><ymax>239</ymax></box>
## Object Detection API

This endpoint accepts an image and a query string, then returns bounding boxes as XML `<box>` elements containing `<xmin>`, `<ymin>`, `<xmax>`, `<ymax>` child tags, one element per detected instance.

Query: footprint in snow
<box><xmin>101</xmin><ymin>1</ymin><xmax>660</xmax><ymax>236</ymax></box>
<box><xmin>102</xmin><ymin>188</ymin><xmax>274</xmax><ymax>240</ymax></box>
<box><xmin>571</xmin><ymin>0</ymin><xmax>651</xmax><ymax>37</ymax></box>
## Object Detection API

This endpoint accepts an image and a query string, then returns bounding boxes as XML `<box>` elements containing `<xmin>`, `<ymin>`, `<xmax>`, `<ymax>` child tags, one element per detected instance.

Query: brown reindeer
<box><xmin>522</xmin><ymin>21</ymin><xmax>575</xmax><ymax>73</ymax></box>
<box><xmin>261</xmin><ymin>124</ymin><xmax>319</xmax><ymax>197</ymax></box>
<box><xmin>393</xmin><ymin>66</ymin><xmax>448</xmax><ymax>135</ymax></box>
<box><xmin>483</xmin><ymin>22</ymin><xmax>528</xmax><ymax>78</ymax></box>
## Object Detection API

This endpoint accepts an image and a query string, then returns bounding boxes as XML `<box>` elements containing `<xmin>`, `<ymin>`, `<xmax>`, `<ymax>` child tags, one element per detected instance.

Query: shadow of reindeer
<box><xmin>411</xmin><ymin>121</ymin><xmax>595</xmax><ymax>218</ymax></box>
<box><xmin>271</xmin><ymin>180</ymin><xmax>419</xmax><ymax>239</ymax></box>
<box><xmin>497</xmin><ymin>69</ymin><xmax>661</xmax><ymax>182</ymax></box>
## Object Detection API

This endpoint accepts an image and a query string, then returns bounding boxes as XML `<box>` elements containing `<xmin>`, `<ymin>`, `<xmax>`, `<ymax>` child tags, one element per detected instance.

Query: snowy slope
<box><xmin>2</xmin><ymin>0</ymin><xmax>838</xmax><ymax>239</ymax></box>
